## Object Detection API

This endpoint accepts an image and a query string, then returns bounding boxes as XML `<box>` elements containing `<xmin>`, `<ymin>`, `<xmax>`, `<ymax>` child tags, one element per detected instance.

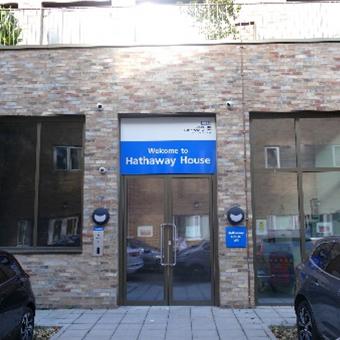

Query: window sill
<box><xmin>0</xmin><ymin>247</ymin><xmax>82</xmax><ymax>254</ymax></box>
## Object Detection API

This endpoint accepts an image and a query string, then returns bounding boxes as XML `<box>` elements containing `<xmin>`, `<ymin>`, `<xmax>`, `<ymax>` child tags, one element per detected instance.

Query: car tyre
<box><xmin>296</xmin><ymin>300</ymin><xmax>319</xmax><ymax>340</ymax></box>
<box><xmin>19</xmin><ymin>307</ymin><xmax>34</xmax><ymax>340</ymax></box>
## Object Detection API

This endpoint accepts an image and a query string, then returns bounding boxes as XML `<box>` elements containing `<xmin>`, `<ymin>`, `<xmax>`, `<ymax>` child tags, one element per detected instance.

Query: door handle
<box><xmin>160</xmin><ymin>223</ymin><xmax>166</xmax><ymax>266</ymax></box>
<box><xmin>170</xmin><ymin>224</ymin><xmax>177</xmax><ymax>266</ymax></box>
<box><xmin>160</xmin><ymin>223</ymin><xmax>177</xmax><ymax>266</ymax></box>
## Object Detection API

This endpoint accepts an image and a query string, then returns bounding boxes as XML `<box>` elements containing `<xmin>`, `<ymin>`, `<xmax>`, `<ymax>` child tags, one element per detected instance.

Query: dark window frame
<box><xmin>41</xmin><ymin>1</ymin><xmax>111</xmax><ymax>8</ymax></box>
<box><xmin>54</xmin><ymin>145</ymin><xmax>82</xmax><ymax>171</ymax></box>
<box><xmin>0</xmin><ymin>116</ymin><xmax>84</xmax><ymax>254</ymax></box>
<box><xmin>264</xmin><ymin>146</ymin><xmax>281</xmax><ymax>169</ymax></box>
<box><xmin>0</xmin><ymin>3</ymin><xmax>18</xmax><ymax>8</ymax></box>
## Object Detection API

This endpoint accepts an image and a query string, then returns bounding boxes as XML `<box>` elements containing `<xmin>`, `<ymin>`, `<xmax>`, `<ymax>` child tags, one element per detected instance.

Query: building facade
<box><xmin>1</xmin><ymin>41</ymin><xmax>340</xmax><ymax>307</ymax></box>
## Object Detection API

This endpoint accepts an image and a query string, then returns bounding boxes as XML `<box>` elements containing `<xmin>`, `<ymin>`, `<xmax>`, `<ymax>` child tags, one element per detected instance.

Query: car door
<box><xmin>323</xmin><ymin>242</ymin><xmax>340</xmax><ymax>338</ymax></box>
<box><xmin>0</xmin><ymin>267</ymin><xmax>10</xmax><ymax>338</ymax></box>
<box><xmin>0</xmin><ymin>264</ymin><xmax>15</xmax><ymax>338</ymax></box>
<box><xmin>308</xmin><ymin>242</ymin><xmax>335</xmax><ymax>337</ymax></box>
<box><xmin>0</xmin><ymin>255</ymin><xmax>23</xmax><ymax>339</ymax></box>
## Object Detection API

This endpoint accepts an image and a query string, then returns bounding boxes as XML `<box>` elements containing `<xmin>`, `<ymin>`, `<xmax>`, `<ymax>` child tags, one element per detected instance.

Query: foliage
<box><xmin>0</xmin><ymin>7</ymin><xmax>22</xmax><ymax>46</ymax></box>
<box><xmin>186</xmin><ymin>0</ymin><xmax>241</xmax><ymax>40</ymax></box>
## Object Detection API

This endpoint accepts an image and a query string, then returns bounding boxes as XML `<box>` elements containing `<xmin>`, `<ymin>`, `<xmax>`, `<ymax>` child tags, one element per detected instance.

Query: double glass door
<box><xmin>122</xmin><ymin>176</ymin><xmax>214</xmax><ymax>305</ymax></box>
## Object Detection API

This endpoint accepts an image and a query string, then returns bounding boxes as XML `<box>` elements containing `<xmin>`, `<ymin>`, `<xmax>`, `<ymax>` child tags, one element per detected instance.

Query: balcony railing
<box><xmin>3</xmin><ymin>2</ymin><xmax>340</xmax><ymax>46</ymax></box>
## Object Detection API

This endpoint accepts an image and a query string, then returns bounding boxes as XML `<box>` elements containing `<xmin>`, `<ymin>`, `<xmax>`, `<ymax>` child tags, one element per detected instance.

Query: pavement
<box><xmin>36</xmin><ymin>306</ymin><xmax>296</xmax><ymax>340</ymax></box>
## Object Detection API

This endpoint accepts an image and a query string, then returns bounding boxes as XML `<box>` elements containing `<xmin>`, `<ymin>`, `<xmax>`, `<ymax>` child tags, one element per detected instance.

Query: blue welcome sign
<box><xmin>120</xmin><ymin>117</ymin><xmax>216</xmax><ymax>175</ymax></box>
<box><xmin>225</xmin><ymin>226</ymin><xmax>247</xmax><ymax>248</ymax></box>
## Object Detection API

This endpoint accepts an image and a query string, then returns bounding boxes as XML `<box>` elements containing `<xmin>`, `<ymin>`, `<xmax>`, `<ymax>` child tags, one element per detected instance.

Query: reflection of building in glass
<box><xmin>252</xmin><ymin>115</ymin><xmax>340</xmax><ymax>304</ymax></box>
<box><xmin>48</xmin><ymin>216</ymin><xmax>79</xmax><ymax>246</ymax></box>
<box><xmin>17</xmin><ymin>220</ymin><xmax>32</xmax><ymax>247</ymax></box>
<box><xmin>0</xmin><ymin>117</ymin><xmax>84</xmax><ymax>249</ymax></box>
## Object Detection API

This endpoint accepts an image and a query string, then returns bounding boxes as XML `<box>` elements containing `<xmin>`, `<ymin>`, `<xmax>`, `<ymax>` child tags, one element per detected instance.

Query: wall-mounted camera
<box><xmin>97</xmin><ymin>103</ymin><xmax>103</xmax><ymax>111</ymax></box>
<box><xmin>98</xmin><ymin>166</ymin><xmax>107</xmax><ymax>174</ymax></box>
<box><xmin>226</xmin><ymin>100</ymin><xmax>234</xmax><ymax>110</ymax></box>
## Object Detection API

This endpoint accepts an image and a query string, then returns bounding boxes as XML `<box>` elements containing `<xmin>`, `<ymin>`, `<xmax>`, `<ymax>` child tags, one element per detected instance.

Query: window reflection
<box><xmin>0</xmin><ymin>117</ymin><xmax>83</xmax><ymax>249</ymax></box>
<box><xmin>172</xmin><ymin>178</ymin><xmax>211</xmax><ymax>302</ymax></box>
<box><xmin>303</xmin><ymin>172</ymin><xmax>340</xmax><ymax>255</ymax></box>
<box><xmin>252</xmin><ymin>119</ymin><xmax>296</xmax><ymax>169</ymax></box>
<box><xmin>126</xmin><ymin>177</ymin><xmax>164</xmax><ymax>302</ymax></box>
<box><xmin>253</xmin><ymin>172</ymin><xmax>300</xmax><ymax>304</ymax></box>
<box><xmin>300</xmin><ymin>118</ymin><xmax>340</xmax><ymax>168</ymax></box>
<box><xmin>252</xmin><ymin>115</ymin><xmax>340</xmax><ymax>305</ymax></box>
<box><xmin>38</xmin><ymin>121</ymin><xmax>83</xmax><ymax>247</ymax></box>
<box><xmin>0</xmin><ymin>122</ymin><xmax>36</xmax><ymax>247</ymax></box>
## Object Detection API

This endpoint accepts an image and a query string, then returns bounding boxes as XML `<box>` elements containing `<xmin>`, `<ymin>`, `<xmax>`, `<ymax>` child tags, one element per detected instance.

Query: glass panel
<box><xmin>252</xmin><ymin>119</ymin><xmax>296</xmax><ymax>169</ymax></box>
<box><xmin>303</xmin><ymin>173</ymin><xmax>340</xmax><ymax>255</ymax></box>
<box><xmin>265</xmin><ymin>147</ymin><xmax>280</xmax><ymax>169</ymax></box>
<box><xmin>70</xmin><ymin>148</ymin><xmax>81</xmax><ymax>170</ymax></box>
<box><xmin>325</xmin><ymin>242</ymin><xmax>340</xmax><ymax>278</ymax></box>
<box><xmin>55</xmin><ymin>147</ymin><xmax>67</xmax><ymax>170</ymax></box>
<box><xmin>0</xmin><ymin>122</ymin><xmax>36</xmax><ymax>247</ymax></box>
<box><xmin>38</xmin><ymin>121</ymin><xmax>83</xmax><ymax>247</ymax></box>
<box><xmin>126</xmin><ymin>177</ymin><xmax>164</xmax><ymax>302</ymax></box>
<box><xmin>172</xmin><ymin>178</ymin><xmax>211</xmax><ymax>302</ymax></box>
<box><xmin>253</xmin><ymin>172</ymin><xmax>300</xmax><ymax>304</ymax></box>
<box><xmin>300</xmin><ymin>118</ymin><xmax>340</xmax><ymax>168</ymax></box>
<box><xmin>310</xmin><ymin>243</ymin><xmax>333</xmax><ymax>270</ymax></box>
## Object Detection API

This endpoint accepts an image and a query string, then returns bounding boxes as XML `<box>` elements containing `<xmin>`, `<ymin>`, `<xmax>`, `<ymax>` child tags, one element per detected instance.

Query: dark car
<box><xmin>0</xmin><ymin>251</ymin><xmax>35</xmax><ymax>340</ymax></box>
<box><xmin>176</xmin><ymin>240</ymin><xmax>211</xmax><ymax>279</ymax></box>
<box><xmin>127</xmin><ymin>239</ymin><xmax>161</xmax><ymax>271</ymax></box>
<box><xmin>294</xmin><ymin>237</ymin><xmax>340</xmax><ymax>340</ymax></box>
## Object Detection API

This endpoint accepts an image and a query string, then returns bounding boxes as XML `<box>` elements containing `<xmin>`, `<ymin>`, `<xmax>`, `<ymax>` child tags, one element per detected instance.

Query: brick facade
<box><xmin>1</xmin><ymin>42</ymin><xmax>340</xmax><ymax>307</ymax></box>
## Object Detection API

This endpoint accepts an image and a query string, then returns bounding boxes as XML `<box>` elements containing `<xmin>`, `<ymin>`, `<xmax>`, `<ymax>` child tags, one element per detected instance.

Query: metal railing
<box><xmin>2</xmin><ymin>2</ymin><xmax>340</xmax><ymax>46</ymax></box>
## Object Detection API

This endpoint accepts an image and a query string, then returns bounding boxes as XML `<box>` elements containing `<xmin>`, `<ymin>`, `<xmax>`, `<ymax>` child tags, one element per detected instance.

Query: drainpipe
<box><xmin>39</xmin><ymin>8</ymin><xmax>44</xmax><ymax>45</ymax></box>
<box><xmin>240</xmin><ymin>43</ymin><xmax>252</xmax><ymax>308</ymax></box>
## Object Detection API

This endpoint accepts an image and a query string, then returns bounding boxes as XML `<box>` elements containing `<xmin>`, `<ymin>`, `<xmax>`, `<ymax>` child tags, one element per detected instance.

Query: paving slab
<box><xmin>39</xmin><ymin>306</ymin><xmax>295</xmax><ymax>339</ymax></box>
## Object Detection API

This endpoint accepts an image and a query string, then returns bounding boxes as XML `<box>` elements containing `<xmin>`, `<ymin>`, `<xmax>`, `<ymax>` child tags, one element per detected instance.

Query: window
<box><xmin>311</xmin><ymin>243</ymin><xmax>333</xmax><ymax>270</ymax></box>
<box><xmin>17</xmin><ymin>220</ymin><xmax>33</xmax><ymax>247</ymax></box>
<box><xmin>265</xmin><ymin>146</ymin><xmax>280</xmax><ymax>168</ymax></box>
<box><xmin>0</xmin><ymin>116</ymin><xmax>84</xmax><ymax>251</ymax></box>
<box><xmin>332</xmin><ymin>145</ymin><xmax>340</xmax><ymax>167</ymax></box>
<box><xmin>0</xmin><ymin>3</ymin><xmax>18</xmax><ymax>8</ymax></box>
<box><xmin>252</xmin><ymin>118</ymin><xmax>296</xmax><ymax>170</ymax></box>
<box><xmin>48</xmin><ymin>217</ymin><xmax>79</xmax><ymax>246</ymax></box>
<box><xmin>174</xmin><ymin>215</ymin><xmax>209</xmax><ymax>241</ymax></box>
<box><xmin>0</xmin><ymin>255</ymin><xmax>16</xmax><ymax>281</ymax></box>
<box><xmin>325</xmin><ymin>242</ymin><xmax>340</xmax><ymax>278</ymax></box>
<box><xmin>54</xmin><ymin>146</ymin><xmax>82</xmax><ymax>171</ymax></box>
<box><xmin>251</xmin><ymin>113</ymin><xmax>340</xmax><ymax>305</ymax></box>
<box><xmin>0</xmin><ymin>268</ymin><xmax>8</xmax><ymax>284</ymax></box>
<box><xmin>300</xmin><ymin>118</ymin><xmax>340</xmax><ymax>168</ymax></box>
<box><xmin>42</xmin><ymin>0</ymin><xmax>111</xmax><ymax>7</ymax></box>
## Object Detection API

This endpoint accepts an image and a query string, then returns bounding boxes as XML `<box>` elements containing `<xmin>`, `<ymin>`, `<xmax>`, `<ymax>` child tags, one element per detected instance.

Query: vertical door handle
<box><xmin>160</xmin><ymin>223</ymin><xmax>177</xmax><ymax>266</ymax></box>
<box><xmin>160</xmin><ymin>224</ymin><xmax>166</xmax><ymax>266</ymax></box>
<box><xmin>171</xmin><ymin>224</ymin><xmax>177</xmax><ymax>266</ymax></box>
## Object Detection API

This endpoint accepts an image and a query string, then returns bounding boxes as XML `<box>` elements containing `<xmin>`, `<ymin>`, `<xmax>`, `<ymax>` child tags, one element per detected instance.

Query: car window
<box><xmin>8</xmin><ymin>258</ymin><xmax>22</xmax><ymax>276</ymax></box>
<box><xmin>0</xmin><ymin>267</ymin><xmax>9</xmax><ymax>285</ymax></box>
<box><xmin>0</xmin><ymin>255</ymin><xmax>17</xmax><ymax>281</ymax></box>
<box><xmin>310</xmin><ymin>242</ymin><xmax>333</xmax><ymax>270</ymax></box>
<box><xmin>325</xmin><ymin>243</ymin><xmax>340</xmax><ymax>279</ymax></box>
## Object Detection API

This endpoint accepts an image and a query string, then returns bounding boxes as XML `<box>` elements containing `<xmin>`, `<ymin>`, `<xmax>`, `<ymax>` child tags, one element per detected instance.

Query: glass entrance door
<box><xmin>123</xmin><ymin>176</ymin><xmax>213</xmax><ymax>305</ymax></box>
